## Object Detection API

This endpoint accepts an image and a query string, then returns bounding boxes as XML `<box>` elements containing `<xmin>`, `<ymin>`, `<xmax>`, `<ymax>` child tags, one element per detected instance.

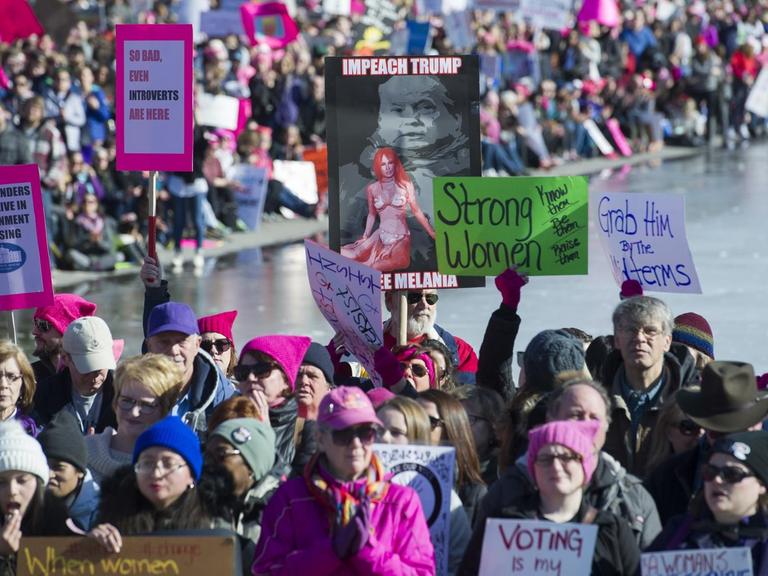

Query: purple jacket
<box><xmin>252</xmin><ymin>475</ymin><xmax>435</xmax><ymax>576</ymax></box>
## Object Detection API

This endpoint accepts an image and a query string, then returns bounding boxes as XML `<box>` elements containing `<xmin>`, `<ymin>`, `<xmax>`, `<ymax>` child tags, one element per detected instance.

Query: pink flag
<box><xmin>240</xmin><ymin>2</ymin><xmax>299</xmax><ymax>49</ymax></box>
<box><xmin>577</xmin><ymin>0</ymin><xmax>620</xmax><ymax>28</ymax></box>
<box><xmin>0</xmin><ymin>0</ymin><xmax>43</xmax><ymax>43</ymax></box>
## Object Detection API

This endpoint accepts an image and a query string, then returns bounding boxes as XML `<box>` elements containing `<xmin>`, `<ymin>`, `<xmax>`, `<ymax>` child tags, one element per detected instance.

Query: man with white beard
<box><xmin>383</xmin><ymin>289</ymin><xmax>477</xmax><ymax>384</ymax></box>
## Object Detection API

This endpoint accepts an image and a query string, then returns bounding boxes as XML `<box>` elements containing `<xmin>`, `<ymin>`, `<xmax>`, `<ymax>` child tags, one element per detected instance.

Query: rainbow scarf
<box><xmin>304</xmin><ymin>452</ymin><xmax>389</xmax><ymax>526</ymax></box>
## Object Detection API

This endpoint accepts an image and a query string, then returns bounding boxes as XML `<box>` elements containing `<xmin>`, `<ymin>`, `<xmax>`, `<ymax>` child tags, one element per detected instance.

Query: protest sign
<box><xmin>0</xmin><ymin>165</ymin><xmax>53</xmax><ymax>311</ymax></box>
<box><xmin>442</xmin><ymin>11</ymin><xmax>474</xmax><ymax>52</ymax></box>
<box><xmin>433</xmin><ymin>176</ymin><xmax>589</xmax><ymax>277</ymax></box>
<box><xmin>196</xmin><ymin>92</ymin><xmax>239</xmax><ymax>130</ymax></box>
<box><xmin>375</xmin><ymin>444</ymin><xmax>455</xmax><ymax>576</ymax></box>
<box><xmin>323</xmin><ymin>0</ymin><xmax>351</xmax><ymax>16</ymax></box>
<box><xmin>116</xmin><ymin>24</ymin><xmax>193</xmax><ymax>172</ymax></box>
<box><xmin>240</xmin><ymin>2</ymin><xmax>299</xmax><ymax>49</ymax></box>
<box><xmin>520</xmin><ymin>0</ymin><xmax>574</xmax><ymax>30</ymax></box>
<box><xmin>303</xmin><ymin>146</ymin><xmax>329</xmax><ymax>197</ymax></box>
<box><xmin>229</xmin><ymin>164</ymin><xmax>268</xmax><ymax>230</ymax></box>
<box><xmin>478</xmin><ymin>519</ymin><xmax>598</xmax><ymax>576</ymax></box>
<box><xmin>746</xmin><ymin>68</ymin><xmax>768</xmax><ymax>118</ymax></box>
<box><xmin>273</xmin><ymin>160</ymin><xmax>318</xmax><ymax>206</ymax></box>
<box><xmin>641</xmin><ymin>547</ymin><xmax>753</xmax><ymax>576</ymax></box>
<box><xmin>200</xmin><ymin>9</ymin><xmax>244</xmax><ymax>37</ymax></box>
<box><xmin>18</xmin><ymin>536</ymin><xmax>239</xmax><ymax>576</ymax></box>
<box><xmin>584</xmin><ymin>118</ymin><xmax>616</xmax><ymax>156</ymax></box>
<box><xmin>593</xmin><ymin>192</ymin><xmax>702</xmax><ymax>293</ymax></box>
<box><xmin>326</xmin><ymin>55</ymin><xmax>483</xmax><ymax>291</ymax></box>
<box><xmin>472</xmin><ymin>0</ymin><xmax>521</xmax><ymax>12</ymax></box>
<box><xmin>359</xmin><ymin>0</ymin><xmax>399</xmax><ymax>35</ymax></box>
<box><xmin>305</xmin><ymin>240</ymin><xmax>383</xmax><ymax>385</ymax></box>
<box><xmin>406</xmin><ymin>20</ymin><xmax>431</xmax><ymax>54</ymax></box>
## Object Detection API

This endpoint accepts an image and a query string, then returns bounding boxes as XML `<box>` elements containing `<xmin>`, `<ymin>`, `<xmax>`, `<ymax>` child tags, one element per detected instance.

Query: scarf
<box><xmin>76</xmin><ymin>212</ymin><xmax>105</xmax><ymax>235</ymax></box>
<box><xmin>304</xmin><ymin>452</ymin><xmax>389</xmax><ymax>526</ymax></box>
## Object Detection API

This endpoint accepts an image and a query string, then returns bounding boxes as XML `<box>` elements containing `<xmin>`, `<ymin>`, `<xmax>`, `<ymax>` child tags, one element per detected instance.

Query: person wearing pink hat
<box><xmin>252</xmin><ymin>386</ymin><xmax>435</xmax><ymax>575</ymax></box>
<box><xmin>197</xmin><ymin>310</ymin><xmax>238</xmax><ymax>379</ymax></box>
<box><xmin>31</xmin><ymin>293</ymin><xmax>97</xmax><ymax>383</ymax></box>
<box><xmin>236</xmin><ymin>335</ymin><xmax>311</xmax><ymax>478</ymax></box>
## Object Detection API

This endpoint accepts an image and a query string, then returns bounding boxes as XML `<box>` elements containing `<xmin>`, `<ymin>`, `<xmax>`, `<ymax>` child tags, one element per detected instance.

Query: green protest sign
<box><xmin>433</xmin><ymin>176</ymin><xmax>589</xmax><ymax>276</ymax></box>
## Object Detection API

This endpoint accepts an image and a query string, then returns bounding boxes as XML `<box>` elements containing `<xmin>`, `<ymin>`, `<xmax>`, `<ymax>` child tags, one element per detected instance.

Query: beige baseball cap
<box><xmin>63</xmin><ymin>316</ymin><xmax>116</xmax><ymax>374</ymax></box>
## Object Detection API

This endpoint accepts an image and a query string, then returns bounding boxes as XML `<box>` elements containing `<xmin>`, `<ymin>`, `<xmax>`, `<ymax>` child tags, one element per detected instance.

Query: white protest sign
<box><xmin>323</xmin><ymin>0</ymin><xmax>351</xmax><ymax>16</ymax></box>
<box><xmin>594</xmin><ymin>192</ymin><xmax>702</xmax><ymax>293</ymax></box>
<box><xmin>304</xmin><ymin>241</ymin><xmax>382</xmax><ymax>384</ymax></box>
<box><xmin>746</xmin><ymin>68</ymin><xmax>768</xmax><ymax>118</ymax></box>
<box><xmin>584</xmin><ymin>118</ymin><xmax>616</xmax><ymax>156</ymax></box>
<box><xmin>229</xmin><ymin>164</ymin><xmax>268</xmax><ymax>230</ymax></box>
<box><xmin>641</xmin><ymin>547</ymin><xmax>753</xmax><ymax>576</ymax></box>
<box><xmin>273</xmin><ymin>160</ymin><xmax>318</xmax><ymax>205</ymax></box>
<box><xmin>519</xmin><ymin>0</ymin><xmax>573</xmax><ymax>30</ymax></box>
<box><xmin>479</xmin><ymin>519</ymin><xmax>598</xmax><ymax>576</ymax></box>
<box><xmin>200</xmin><ymin>10</ymin><xmax>244</xmax><ymax>37</ymax></box>
<box><xmin>196</xmin><ymin>92</ymin><xmax>240</xmax><ymax>130</ymax></box>
<box><xmin>0</xmin><ymin>165</ymin><xmax>53</xmax><ymax>311</ymax></box>
<box><xmin>374</xmin><ymin>444</ymin><xmax>455</xmax><ymax>576</ymax></box>
<box><xmin>443</xmin><ymin>11</ymin><xmax>473</xmax><ymax>52</ymax></box>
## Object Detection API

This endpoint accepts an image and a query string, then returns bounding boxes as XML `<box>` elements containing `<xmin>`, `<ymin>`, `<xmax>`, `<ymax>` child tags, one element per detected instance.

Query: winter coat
<box><xmin>32</xmin><ymin>368</ymin><xmax>117</xmax><ymax>433</ymax></box>
<box><xmin>459</xmin><ymin>493</ymin><xmax>640</xmax><ymax>576</ymax></box>
<box><xmin>0</xmin><ymin>124</ymin><xmax>32</xmax><ymax>166</ymax></box>
<box><xmin>251</xmin><ymin>473</ymin><xmax>435</xmax><ymax>575</ymax></box>
<box><xmin>458</xmin><ymin>482</ymin><xmax>487</xmax><ymax>529</ymax></box>
<box><xmin>85</xmin><ymin>427</ymin><xmax>132</xmax><ymax>484</ymax></box>
<box><xmin>601</xmin><ymin>343</ymin><xmax>697</xmax><ymax>478</ymax></box>
<box><xmin>460</xmin><ymin>450</ymin><xmax>660</xmax><ymax>574</ymax></box>
<box><xmin>644</xmin><ymin>440</ymin><xmax>707</xmax><ymax>524</ymax></box>
<box><xmin>476</xmin><ymin>303</ymin><xmax>521</xmax><ymax>402</ymax></box>
<box><xmin>291</xmin><ymin>418</ymin><xmax>318</xmax><ymax>478</ymax></box>
<box><xmin>269</xmin><ymin>397</ymin><xmax>299</xmax><ymax>479</ymax></box>
<box><xmin>68</xmin><ymin>468</ymin><xmax>101</xmax><ymax>531</ymax></box>
<box><xmin>83</xmin><ymin>85</ymin><xmax>110</xmax><ymax>143</ymax></box>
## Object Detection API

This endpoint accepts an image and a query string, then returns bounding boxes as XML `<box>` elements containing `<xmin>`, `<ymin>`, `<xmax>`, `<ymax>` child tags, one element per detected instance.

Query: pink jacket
<box><xmin>251</xmin><ymin>476</ymin><xmax>435</xmax><ymax>576</ymax></box>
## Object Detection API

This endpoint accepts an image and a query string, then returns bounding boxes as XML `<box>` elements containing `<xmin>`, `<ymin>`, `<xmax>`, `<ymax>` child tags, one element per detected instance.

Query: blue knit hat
<box><xmin>133</xmin><ymin>416</ymin><xmax>202</xmax><ymax>480</ymax></box>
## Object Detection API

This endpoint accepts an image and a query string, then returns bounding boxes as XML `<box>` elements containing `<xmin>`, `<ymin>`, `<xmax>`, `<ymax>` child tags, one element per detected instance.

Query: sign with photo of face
<box><xmin>326</xmin><ymin>55</ymin><xmax>483</xmax><ymax>291</ymax></box>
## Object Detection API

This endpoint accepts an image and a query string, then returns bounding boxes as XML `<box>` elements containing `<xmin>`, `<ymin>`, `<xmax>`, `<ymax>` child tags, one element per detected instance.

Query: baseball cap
<box><xmin>63</xmin><ymin>316</ymin><xmax>116</xmax><ymax>374</ymax></box>
<box><xmin>318</xmin><ymin>386</ymin><xmax>383</xmax><ymax>431</ymax></box>
<box><xmin>147</xmin><ymin>302</ymin><xmax>199</xmax><ymax>338</ymax></box>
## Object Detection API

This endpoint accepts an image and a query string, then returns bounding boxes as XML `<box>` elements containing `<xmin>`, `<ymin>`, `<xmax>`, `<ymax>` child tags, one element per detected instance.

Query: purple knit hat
<box><xmin>527</xmin><ymin>419</ymin><xmax>601</xmax><ymax>485</ymax></box>
<box><xmin>240</xmin><ymin>335</ymin><xmax>311</xmax><ymax>391</ymax></box>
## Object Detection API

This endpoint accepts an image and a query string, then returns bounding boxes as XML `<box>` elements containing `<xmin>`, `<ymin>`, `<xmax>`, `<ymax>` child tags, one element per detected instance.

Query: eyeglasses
<box><xmin>401</xmin><ymin>362</ymin><xmax>428</xmax><ymax>378</ymax></box>
<box><xmin>616</xmin><ymin>324</ymin><xmax>664</xmax><ymax>339</ymax></box>
<box><xmin>407</xmin><ymin>292</ymin><xmax>439</xmax><ymax>305</ymax></box>
<box><xmin>0</xmin><ymin>372</ymin><xmax>22</xmax><ymax>385</ymax></box>
<box><xmin>234</xmin><ymin>362</ymin><xmax>277</xmax><ymax>381</ymax></box>
<box><xmin>702</xmin><ymin>464</ymin><xmax>754</xmax><ymax>484</ymax></box>
<box><xmin>429</xmin><ymin>416</ymin><xmax>444</xmax><ymax>431</ymax></box>
<box><xmin>34</xmin><ymin>318</ymin><xmax>53</xmax><ymax>333</ymax></box>
<box><xmin>134</xmin><ymin>458</ymin><xmax>188</xmax><ymax>477</ymax></box>
<box><xmin>201</xmin><ymin>338</ymin><xmax>232</xmax><ymax>354</ymax></box>
<box><xmin>534</xmin><ymin>453</ymin><xmax>583</xmax><ymax>467</ymax></box>
<box><xmin>331</xmin><ymin>425</ymin><xmax>378</xmax><ymax>446</ymax></box>
<box><xmin>676</xmin><ymin>419</ymin><xmax>702</xmax><ymax>437</ymax></box>
<box><xmin>117</xmin><ymin>395</ymin><xmax>159</xmax><ymax>415</ymax></box>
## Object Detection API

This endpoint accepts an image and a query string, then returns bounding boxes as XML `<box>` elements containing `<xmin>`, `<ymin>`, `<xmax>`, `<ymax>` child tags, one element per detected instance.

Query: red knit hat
<box><xmin>34</xmin><ymin>294</ymin><xmax>97</xmax><ymax>335</ymax></box>
<box><xmin>240</xmin><ymin>335</ymin><xmax>311</xmax><ymax>391</ymax></box>
<box><xmin>197</xmin><ymin>310</ymin><xmax>238</xmax><ymax>345</ymax></box>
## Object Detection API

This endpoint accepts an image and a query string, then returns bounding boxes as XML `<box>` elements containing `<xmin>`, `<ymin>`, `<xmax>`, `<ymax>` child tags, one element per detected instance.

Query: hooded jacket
<box><xmin>268</xmin><ymin>397</ymin><xmax>299</xmax><ymax>479</ymax></box>
<box><xmin>68</xmin><ymin>468</ymin><xmax>101</xmax><ymax>531</ymax></box>
<box><xmin>251</xmin><ymin>472</ymin><xmax>435</xmax><ymax>575</ymax></box>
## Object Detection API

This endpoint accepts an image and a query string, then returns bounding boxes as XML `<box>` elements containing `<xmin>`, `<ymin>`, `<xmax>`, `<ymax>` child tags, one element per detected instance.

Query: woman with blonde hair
<box><xmin>85</xmin><ymin>354</ymin><xmax>183</xmax><ymax>483</ymax></box>
<box><xmin>0</xmin><ymin>340</ymin><xmax>38</xmax><ymax>436</ymax></box>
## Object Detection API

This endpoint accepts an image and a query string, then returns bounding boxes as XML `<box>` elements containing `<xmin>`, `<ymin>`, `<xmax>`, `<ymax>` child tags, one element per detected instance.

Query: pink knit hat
<box><xmin>34</xmin><ymin>294</ymin><xmax>97</xmax><ymax>335</ymax></box>
<box><xmin>527</xmin><ymin>419</ymin><xmax>601</xmax><ymax>485</ymax></box>
<box><xmin>240</xmin><ymin>335</ymin><xmax>311</xmax><ymax>391</ymax></box>
<box><xmin>395</xmin><ymin>347</ymin><xmax>436</xmax><ymax>389</ymax></box>
<box><xmin>197</xmin><ymin>310</ymin><xmax>238</xmax><ymax>345</ymax></box>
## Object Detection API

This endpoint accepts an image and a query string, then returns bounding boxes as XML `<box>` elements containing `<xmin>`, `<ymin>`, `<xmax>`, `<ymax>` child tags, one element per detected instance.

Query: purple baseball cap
<box><xmin>147</xmin><ymin>302</ymin><xmax>199</xmax><ymax>338</ymax></box>
<box><xmin>318</xmin><ymin>386</ymin><xmax>383</xmax><ymax>431</ymax></box>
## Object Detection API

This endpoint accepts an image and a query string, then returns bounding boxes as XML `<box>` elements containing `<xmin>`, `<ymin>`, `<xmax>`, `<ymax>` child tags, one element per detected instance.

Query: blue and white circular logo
<box><xmin>0</xmin><ymin>243</ymin><xmax>26</xmax><ymax>273</ymax></box>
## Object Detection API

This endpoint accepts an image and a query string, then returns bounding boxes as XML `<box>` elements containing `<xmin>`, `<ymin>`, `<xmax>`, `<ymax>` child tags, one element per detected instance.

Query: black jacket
<box><xmin>32</xmin><ymin>368</ymin><xmax>116</xmax><ymax>433</ymax></box>
<box><xmin>477</xmin><ymin>303</ymin><xmax>521</xmax><ymax>403</ymax></box>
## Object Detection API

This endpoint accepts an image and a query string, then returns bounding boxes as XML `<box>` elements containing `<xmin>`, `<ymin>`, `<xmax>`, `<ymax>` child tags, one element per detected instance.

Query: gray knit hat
<box><xmin>0</xmin><ymin>419</ymin><xmax>49</xmax><ymax>485</ymax></box>
<box><xmin>210</xmin><ymin>418</ymin><xmax>276</xmax><ymax>480</ymax></box>
<box><xmin>523</xmin><ymin>329</ymin><xmax>586</xmax><ymax>393</ymax></box>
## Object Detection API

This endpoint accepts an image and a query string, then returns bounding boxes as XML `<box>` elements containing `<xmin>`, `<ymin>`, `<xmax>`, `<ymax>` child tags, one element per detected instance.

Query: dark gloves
<box><xmin>332</xmin><ymin>499</ymin><xmax>371</xmax><ymax>560</ymax></box>
<box><xmin>495</xmin><ymin>267</ymin><xmax>527</xmax><ymax>310</ymax></box>
<box><xmin>374</xmin><ymin>347</ymin><xmax>404</xmax><ymax>389</ymax></box>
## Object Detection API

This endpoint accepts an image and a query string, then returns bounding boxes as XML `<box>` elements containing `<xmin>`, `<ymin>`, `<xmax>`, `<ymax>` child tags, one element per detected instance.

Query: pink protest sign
<box><xmin>116</xmin><ymin>24</ymin><xmax>193</xmax><ymax>172</ymax></box>
<box><xmin>240</xmin><ymin>2</ymin><xmax>299</xmax><ymax>49</ymax></box>
<box><xmin>0</xmin><ymin>165</ymin><xmax>53</xmax><ymax>311</ymax></box>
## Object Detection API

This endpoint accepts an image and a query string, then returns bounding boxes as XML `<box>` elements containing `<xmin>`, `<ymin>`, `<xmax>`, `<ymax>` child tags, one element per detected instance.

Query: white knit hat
<box><xmin>0</xmin><ymin>420</ymin><xmax>49</xmax><ymax>485</ymax></box>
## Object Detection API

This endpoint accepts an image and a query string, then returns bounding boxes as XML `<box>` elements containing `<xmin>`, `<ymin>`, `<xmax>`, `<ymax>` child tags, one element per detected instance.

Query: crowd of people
<box><xmin>0</xmin><ymin>260</ymin><xmax>766</xmax><ymax>575</ymax></box>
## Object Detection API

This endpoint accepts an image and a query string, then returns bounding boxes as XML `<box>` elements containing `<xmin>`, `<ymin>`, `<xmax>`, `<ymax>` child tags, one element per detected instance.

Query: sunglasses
<box><xmin>407</xmin><ymin>292</ymin><xmax>439</xmax><ymax>305</ymax></box>
<box><xmin>234</xmin><ymin>362</ymin><xmax>277</xmax><ymax>381</ymax></box>
<box><xmin>702</xmin><ymin>463</ymin><xmax>754</xmax><ymax>484</ymax></box>
<box><xmin>401</xmin><ymin>362</ymin><xmax>428</xmax><ymax>378</ymax></box>
<box><xmin>34</xmin><ymin>318</ymin><xmax>53</xmax><ymax>333</ymax></box>
<box><xmin>429</xmin><ymin>416</ymin><xmax>444</xmax><ymax>431</ymax></box>
<box><xmin>201</xmin><ymin>338</ymin><xmax>232</xmax><ymax>354</ymax></box>
<box><xmin>534</xmin><ymin>452</ymin><xmax>583</xmax><ymax>467</ymax></box>
<box><xmin>331</xmin><ymin>425</ymin><xmax>378</xmax><ymax>446</ymax></box>
<box><xmin>676</xmin><ymin>419</ymin><xmax>702</xmax><ymax>437</ymax></box>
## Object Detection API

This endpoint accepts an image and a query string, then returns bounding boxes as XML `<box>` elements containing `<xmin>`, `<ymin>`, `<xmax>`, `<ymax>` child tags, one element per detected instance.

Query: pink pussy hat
<box><xmin>527</xmin><ymin>419</ymin><xmax>601</xmax><ymax>486</ymax></box>
<box><xmin>34</xmin><ymin>294</ymin><xmax>97</xmax><ymax>335</ymax></box>
<box><xmin>318</xmin><ymin>386</ymin><xmax>383</xmax><ymax>431</ymax></box>
<box><xmin>240</xmin><ymin>335</ymin><xmax>311</xmax><ymax>391</ymax></box>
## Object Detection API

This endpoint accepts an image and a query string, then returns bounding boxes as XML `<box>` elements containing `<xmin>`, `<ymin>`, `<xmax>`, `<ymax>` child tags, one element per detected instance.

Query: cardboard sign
<box><xmin>116</xmin><ymin>24</ymin><xmax>194</xmax><ymax>172</ymax></box>
<box><xmin>375</xmin><ymin>444</ymin><xmax>455</xmax><ymax>576</ymax></box>
<box><xmin>303</xmin><ymin>146</ymin><xmax>329</xmax><ymax>196</ymax></box>
<box><xmin>229</xmin><ymin>164</ymin><xmax>268</xmax><ymax>230</ymax></box>
<box><xmin>240</xmin><ymin>2</ymin><xmax>299</xmax><ymax>49</ymax></box>
<box><xmin>326</xmin><ymin>55</ymin><xmax>483</xmax><ymax>291</ymax></box>
<box><xmin>746</xmin><ymin>68</ymin><xmax>768</xmax><ymax>118</ymax></box>
<box><xmin>272</xmin><ymin>160</ymin><xmax>318</xmax><ymax>206</ymax></box>
<box><xmin>305</xmin><ymin>240</ymin><xmax>383</xmax><ymax>385</ymax></box>
<box><xmin>433</xmin><ymin>176</ymin><xmax>589</xmax><ymax>277</ymax></box>
<box><xmin>641</xmin><ymin>547</ymin><xmax>753</xmax><ymax>576</ymax></box>
<box><xmin>196</xmin><ymin>92</ymin><xmax>240</xmax><ymax>130</ymax></box>
<box><xmin>594</xmin><ymin>192</ymin><xmax>702</xmax><ymax>293</ymax></box>
<box><xmin>17</xmin><ymin>535</ymin><xmax>239</xmax><ymax>576</ymax></box>
<box><xmin>200</xmin><ymin>9</ymin><xmax>244</xmax><ymax>37</ymax></box>
<box><xmin>479</xmin><ymin>519</ymin><xmax>598</xmax><ymax>575</ymax></box>
<box><xmin>0</xmin><ymin>165</ymin><xmax>53</xmax><ymax>311</ymax></box>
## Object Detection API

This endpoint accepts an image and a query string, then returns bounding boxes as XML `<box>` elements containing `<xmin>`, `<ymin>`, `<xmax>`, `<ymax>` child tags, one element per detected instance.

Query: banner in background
<box><xmin>240</xmin><ymin>2</ymin><xmax>299</xmax><ymax>49</ymax></box>
<box><xmin>520</xmin><ymin>0</ymin><xmax>574</xmax><ymax>30</ymax></box>
<box><xmin>593</xmin><ymin>191</ymin><xmax>702</xmax><ymax>293</ymax></box>
<box><xmin>196</xmin><ymin>93</ymin><xmax>240</xmax><ymax>130</ymax></box>
<box><xmin>0</xmin><ymin>165</ymin><xmax>53</xmax><ymax>311</ymax></box>
<box><xmin>641</xmin><ymin>547</ymin><xmax>753</xmax><ymax>576</ymax></box>
<box><xmin>273</xmin><ymin>160</ymin><xmax>319</xmax><ymax>207</ymax></box>
<box><xmin>115</xmin><ymin>24</ymin><xmax>193</xmax><ymax>172</ymax></box>
<box><xmin>229</xmin><ymin>164</ymin><xmax>268</xmax><ymax>230</ymax></box>
<box><xmin>746</xmin><ymin>68</ymin><xmax>768</xmax><ymax>118</ymax></box>
<box><xmin>200</xmin><ymin>10</ymin><xmax>244</xmax><ymax>37</ymax></box>
<box><xmin>434</xmin><ymin>176</ymin><xmax>589</xmax><ymax>276</ymax></box>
